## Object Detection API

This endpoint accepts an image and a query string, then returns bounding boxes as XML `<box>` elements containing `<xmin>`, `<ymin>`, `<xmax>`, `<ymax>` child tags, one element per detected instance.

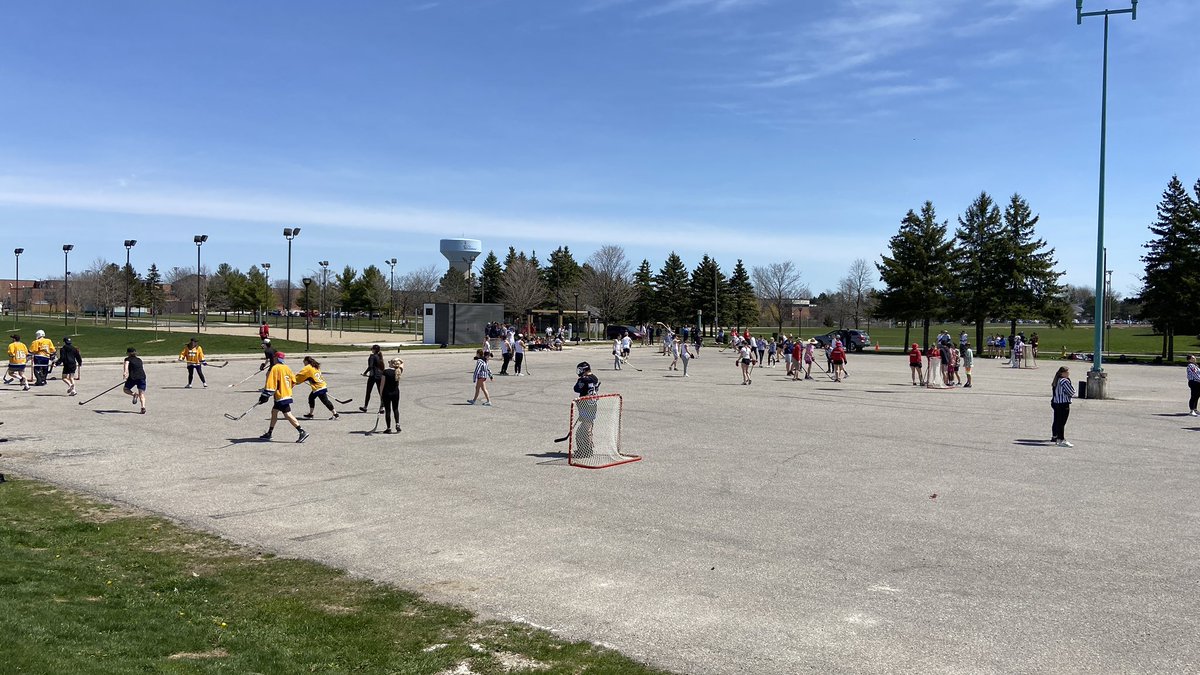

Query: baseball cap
<box><xmin>274</xmin><ymin>351</ymin><xmax>286</xmax><ymax>360</ymax></box>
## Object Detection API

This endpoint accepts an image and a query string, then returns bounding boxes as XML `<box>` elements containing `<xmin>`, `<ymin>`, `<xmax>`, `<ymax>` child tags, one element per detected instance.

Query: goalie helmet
<box><xmin>35</xmin><ymin>329</ymin><xmax>45</xmax><ymax>339</ymax></box>
<box><xmin>576</xmin><ymin>361</ymin><xmax>591</xmax><ymax>376</ymax></box>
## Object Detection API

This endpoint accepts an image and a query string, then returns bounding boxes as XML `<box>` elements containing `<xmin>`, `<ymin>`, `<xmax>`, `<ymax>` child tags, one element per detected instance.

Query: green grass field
<box><xmin>0</xmin><ymin>478</ymin><xmax>668</xmax><ymax>674</ymax></box>
<box><xmin>748</xmin><ymin>323</ymin><xmax>1198</xmax><ymax>360</ymax></box>
<box><xmin>0</xmin><ymin>317</ymin><xmax>423</xmax><ymax>359</ymax></box>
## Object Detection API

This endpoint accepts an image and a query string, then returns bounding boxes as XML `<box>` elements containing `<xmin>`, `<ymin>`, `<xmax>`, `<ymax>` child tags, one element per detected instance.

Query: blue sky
<box><xmin>1</xmin><ymin>0</ymin><xmax>1197</xmax><ymax>298</ymax></box>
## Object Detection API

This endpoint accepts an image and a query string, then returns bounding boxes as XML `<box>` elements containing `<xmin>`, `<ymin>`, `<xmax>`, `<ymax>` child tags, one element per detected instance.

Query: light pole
<box><xmin>62</xmin><ymin>244</ymin><xmax>73</xmax><ymax>327</ymax></box>
<box><xmin>194</xmin><ymin>235</ymin><xmax>208</xmax><ymax>334</ymax></box>
<box><xmin>302</xmin><ymin>277</ymin><xmax>313</xmax><ymax>352</ymax></box>
<box><xmin>386</xmin><ymin>258</ymin><xmax>396</xmax><ymax>333</ymax></box>
<box><xmin>124</xmin><ymin>239</ymin><xmax>137</xmax><ymax>329</ymax></box>
<box><xmin>283</xmin><ymin>228</ymin><xmax>301</xmax><ymax>340</ymax></box>
<box><xmin>261</xmin><ymin>262</ymin><xmax>271</xmax><ymax>321</ymax></box>
<box><xmin>713</xmin><ymin>265</ymin><xmax>719</xmax><ymax>337</ymax></box>
<box><xmin>319</xmin><ymin>260</ymin><xmax>329</xmax><ymax>330</ymax></box>
<box><xmin>13</xmin><ymin>248</ymin><xmax>23</xmax><ymax>324</ymax></box>
<box><xmin>1078</xmin><ymin>0</ymin><xmax>1137</xmax><ymax>393</ymax></box>
<box><xmin>574</xmin><ymin>292</ymin><xmax>580</xmax><ymax>343</ymax></box>
<box><xmin>1104</xmin><ymin>266</ymin><xmax>1113</xmax><ymax>353</ymax></box>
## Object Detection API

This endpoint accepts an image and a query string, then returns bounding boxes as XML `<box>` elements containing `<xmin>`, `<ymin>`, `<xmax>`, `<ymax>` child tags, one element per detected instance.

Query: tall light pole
<box><xmin>319</xmin><ymin>260</ymin><xmax>330</xmax><ymax>330</ymax></box>
<box><xmin>62</xmin><ymin>244</ymin><xmax>74</xmax><ymax>327</ymax></box>
<box><xmin>302</xmin><ymin>277</ymin><xmax>313</xmax><ymax>352</ymax></box>
<box><xmin>1078</xmin><ymin>0</ymin><xmax>1137</xmax><ymax>395</ymax></box>
<box><xmin>574</xmin><ymin>291</ymin><xmax>580</xmax><ymax>343</ymax></box>
<box><xmin>194</xmin><ymin>235</ymin><xmax>208</xmax><ymax>334</ymax></box>
<box><xmin>261</xmin><ymin>262</ymin><xmax>271</xmax><ymax>321</ymax></box>
<box><xmin>124</xmin><ymin>239</ymin><xmax>137</xmax><ymax>329</ymax></box>
<box><xmin>13</xmin><ymin>248</ymin><xmax>23</xmax><ymax>324</ymax></box>
<box><xmin>283</xmin><ymin>228</ymin><xmax>301</xmax><ymax>340</ymax></box>
<box><xmin>386</xmin><ymin>258</ymin><xmax>397</xmax><ymax>333</ymax></box>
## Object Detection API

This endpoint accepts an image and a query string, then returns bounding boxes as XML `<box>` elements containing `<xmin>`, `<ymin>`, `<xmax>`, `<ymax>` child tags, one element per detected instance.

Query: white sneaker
<box><xmin>1190</xmin><ymin>410</ymin><xmax>1198</xmax><ymax>417</ymax></box>
<box><xmin>202</xmin><ymin>383</ymin><xmax>208</xmax><ymax>388</ymax></box>
<box><xmin>185</xmin><ymin>384</ymin><xmax>192</xmax><ymax>389</ymax></box>
<box><xmin>1057</xmin><ymin>440</ymin><xmax>1074</xmax><ymax>448</ymax></box>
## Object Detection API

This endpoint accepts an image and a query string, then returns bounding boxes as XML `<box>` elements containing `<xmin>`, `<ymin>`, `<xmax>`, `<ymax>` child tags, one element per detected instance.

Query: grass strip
<box><xmin>0</xmin><ymin>477</ymin><xmax>669</xmax><ymax>674</ymax></box>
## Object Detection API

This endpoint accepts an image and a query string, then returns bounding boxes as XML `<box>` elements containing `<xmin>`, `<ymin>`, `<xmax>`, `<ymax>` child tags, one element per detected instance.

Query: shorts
<box><xmin>273</xmin><ymin>399</ymin><xmax>293</xmax><ymax>413</ymax></box>
<box><xmin>741</xmin><ymin>358</ymin><xmax>752</xmax><ymax>366</ymax></box>
<box><xmin>910</xmin><ymin>362</ymin><xmax>922</xmax><ymax>369</ymax></box>
<box><xmin>124</xmin><ymin>378</ymin><xmax>146</xmax><ymax>391</ymax></box>
<box><xmin>622</xmin><ymin>348</ymin><xmax>630</xmax><ymax>357</ymax></box>
<box><xmin>8</xmin><ymin>364</ymin><xmax>26</xmax><ymax>372</ymax></box>
<box><xmin>832</xmin><ymin>358</ymin><xmax>845</xmax><ymax>365</ymax></box>
<box><xmin>965</xmin><ymin>366</ymin><xmax>972</xmax><ymax>374</ymax></box>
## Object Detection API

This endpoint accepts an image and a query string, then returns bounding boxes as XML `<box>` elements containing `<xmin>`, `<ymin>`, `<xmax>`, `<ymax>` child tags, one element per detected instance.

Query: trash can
<box><xmin>1078</xmin><ymin>379</ymin><xmax>1088</xmax><ymax>399</ymax></box>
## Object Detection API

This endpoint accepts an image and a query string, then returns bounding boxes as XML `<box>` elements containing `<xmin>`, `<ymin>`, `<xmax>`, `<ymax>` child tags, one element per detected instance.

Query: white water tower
<box><xmin>440</xmin><ymin>238</ymin><xmax>482</xmax><ymax>275</ymax></box>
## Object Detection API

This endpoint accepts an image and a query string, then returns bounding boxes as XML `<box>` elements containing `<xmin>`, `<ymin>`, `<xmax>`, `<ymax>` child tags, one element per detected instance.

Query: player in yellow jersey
<box><xmin>4</xmin><ymin>333</ymin><xmax>31</xmax><ymax>391</ymax></box>
<box><xmin>257</xmin><ymin>352</ymin><xmax>308</xmax><ymax>443</ymax></box>
<box><xmin>29</xmin><ymin>329</ymin><xmax>56</xmax><ymax>386</ymax></box>
<box><xmin>178</xmin><ymin>337</ymin><xmax>208</xmax><ymax>388</ymax></box>
<box><xmin>296</xmin><ymin>356</ymin><xmax>339</xmax><ymax>421</ymax></box>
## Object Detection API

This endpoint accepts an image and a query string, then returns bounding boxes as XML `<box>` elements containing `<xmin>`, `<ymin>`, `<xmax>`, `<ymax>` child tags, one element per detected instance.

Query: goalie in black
<box><xmin>571</xmin><ymin>361</ymin><xmax>600</xmax><ymax>457</ymax></box>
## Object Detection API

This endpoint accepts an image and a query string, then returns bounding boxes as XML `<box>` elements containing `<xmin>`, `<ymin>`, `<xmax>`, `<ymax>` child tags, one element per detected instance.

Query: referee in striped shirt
<box><xmin>1051</xmin><ymin>366</ymin><xmax>1075</xmax><ymax>447</ymax></box>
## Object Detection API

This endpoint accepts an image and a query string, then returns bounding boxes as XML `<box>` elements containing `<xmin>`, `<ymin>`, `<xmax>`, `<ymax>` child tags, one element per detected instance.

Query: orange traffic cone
<box><xmin>875</xmin><ymin>342</ymin><xmax>880</xmax><ymax>352</ymax></box>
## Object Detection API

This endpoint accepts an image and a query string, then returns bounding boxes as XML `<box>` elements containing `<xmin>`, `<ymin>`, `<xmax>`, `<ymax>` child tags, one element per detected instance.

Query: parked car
<box><xmin>813</xmin><ymin>329</ymin><xmax>872</xmax><ymax>352</ymax></box>
<box><xmin>605</xmin><ymin>325</ymin><xmax>646</xmax><ymax>340</ymax></box>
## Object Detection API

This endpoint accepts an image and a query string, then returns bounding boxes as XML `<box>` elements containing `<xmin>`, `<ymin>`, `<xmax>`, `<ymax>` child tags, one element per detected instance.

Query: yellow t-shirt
<box><xmin>179</xmin><ymin>345</ymin><xmax>205</xmax><ymax>364</ymax></box>
<box><xmin>264</xmin><ymin>363</ymin><xmax>295</xmax><ymax>402</ymax></box>
<box><xmin>8</xmin><ymin>341</ymin><xmax>29</xmax><ymax>366</ymax></box>
<box><xmin>294</xmin><ymin>364</ymin><xmax>327</xmax><ymax>392</ymax></box>
<box><xmin>30</xmin><ymin>337</ymin><xmax>56</xmax><ymax>359</ymax></box>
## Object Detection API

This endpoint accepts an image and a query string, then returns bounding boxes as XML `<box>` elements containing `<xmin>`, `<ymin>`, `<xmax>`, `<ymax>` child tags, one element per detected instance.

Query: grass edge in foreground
<box><xmin>0</xmin><ymin>476</ymin><xmax>669</xmax><ymax>675</ymax></box>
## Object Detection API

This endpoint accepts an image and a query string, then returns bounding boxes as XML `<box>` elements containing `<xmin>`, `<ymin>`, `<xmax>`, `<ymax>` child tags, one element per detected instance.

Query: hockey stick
<box><xmin>224</xmin><ymin>400</ymin><xmax>264</xmax><ymax>421</ymax></box>
<box><xmin>335</xmin><ymin>397</ymin><xmax>354</xmax><ymax>405</ymax></box>
<box><xmin>227</xmin><ymin>369</ymin><xmax>262</xmax><ymax>388</ymax></box>
<box><xmin>554</xmin><ymin>433</ymin><xmax>570</xmax><ymax>443</ymax></box>
<box><xmin>204</xmin><ymin>360</ymin><xmax>229</xmax><ymax>369</ymax></box>
<box><xmin>367</xmin><ymin>411</ymin><xmax>383</xmax><ymax>434</ymax></box>
<box><xmin>77</xmin><ymin>381</ymin><xmax>125</xmax><ymax>406</ymax></box>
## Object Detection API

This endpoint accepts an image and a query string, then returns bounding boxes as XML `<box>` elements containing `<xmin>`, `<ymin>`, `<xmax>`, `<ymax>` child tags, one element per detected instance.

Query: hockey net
<box><xmin>568</xmin><ymin>393</ymin><xmax>641</xmax><ymax>469</ymax></box>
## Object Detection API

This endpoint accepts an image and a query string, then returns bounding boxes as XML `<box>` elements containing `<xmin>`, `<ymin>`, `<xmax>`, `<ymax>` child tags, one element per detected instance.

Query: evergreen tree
<box><xmin>726</xmin><ymin>259</ymin><xmax>757</xmax><ymax>329</ymax></box>
<box><xmin>437</xmin><ymin>268</ymin><xmax>471</xmax><ymax>304</ymax></box>
<box><xmin>998</xmin><ymin>193</ymin><xmax>1070</xmax><ymax>337</ymax></box>
<box><xmin>478</xmin><ymin>251</ymin><xmax>503</xmax><ymax>304</ymax></box>
<box><xmin>544</xmin><ymin>246</ymin><xmax>583</xmax><ymax>322</ymax></box>
<box><xmin>244</xmin><ymin>265</ymin><xmax>273</xmax><ymax>321</ymax></box>
<box><xmin>631</xmin><ymin>259</ymin><xmax>655</xmax><ymax>324</ymax></box>
<box><xmin>1140</xmin><ymin>175</ymin><xmax>1200</xmax><ymax>360</ymax></box>
<box><xmin>142</xmin><ymin>264</ymin><xmax>165</xmax><ymax>319</ymax></box>
<box><xmin>875</xmin><ymin>201</ymin><xmax>955</xmax><ymax>347</ymax></box>
<box><xmin>689</xmin><ymin>255</ymin><xmax>728</xmax><ymax>335</ymax></box>
<box><xmin>652</xmin><ymin>252</ymin><xmax>691</xmax><ymax>325</ymax></box>
<box><xmin>334</xmin><ymin>265</ymin><xmax>359</xmax><ymax>311</ymax></box>
<box><xmin>503</xmin><ymin>246</ymin><xmax>521</xmax><ymax>269</ymax></box>
<box><xmin>951</xmin><ymin>192</ymin><xmax>1007</xmax><ymax>351</ymax></box>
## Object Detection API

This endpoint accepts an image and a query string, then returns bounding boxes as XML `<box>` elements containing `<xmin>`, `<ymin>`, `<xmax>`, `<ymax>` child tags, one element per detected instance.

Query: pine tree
<box><xmin>951</xmin><ymin>192</ymin><xmax>1007</xmax><ymax>351</ymax></box>
<box><xmin>653</xmin><ymin>253</ymin><xmax>691</xmax><ymax>325</ymax></box>
<box><xmin>478</xmin><ymin>251</ymin><xmax>503</xmax><ymax>304</ymax></box>
<box><xmin>1140</xmin><ymin>175</ymin><xmax>1200</xmax><ymax>360</ymax></box>
<box><xmin>876</xmin><ymin>201</ymin><xmax>956</xmax><ymax>347</ymax></box>
<box><xmin>334</xmin><ymin>266</ymin><xmax>359</xmax><ymax>311</ymax></box>
<box><xmin>998</xmin><ymin>193</ymin><xmax>1070</xmax><ymax>338</ymax></box>
<box><xmin>689</xmin><ymin>255</ymin><xmax>728</xmax><ymax>335</ymax></box>
<box><xmin>544</xmin><ymin>246</ymin><xmax>583</xmax><ymax>325</ymax></box>
<box><xmin>244</xmin><ymin>265</ymin><xmax>273</xmax><ymax>321</ymax></box>
<box><xmin>632</xmin><ymin>259</ymin><xmax>655</xmax><ymax>324</ymax></box>
<box><xmin>727</xmin><ymin>260</ymin><xmax>757</xmax><ymax>329</ymax></box>
<box><xmin>437</xmin><ymin>268</ymin><xmax>471</xmax><ymax>304</ymax></box>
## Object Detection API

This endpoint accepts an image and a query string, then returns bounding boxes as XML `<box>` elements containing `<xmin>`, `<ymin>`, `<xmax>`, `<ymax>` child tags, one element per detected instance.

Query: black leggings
<box><xmin>308</xmin><ymin>389</ymin><xmax>334</xmax><ymax>412</ymax></box>
<box><xmin>514</xmin><ymin>353</ymin><xmax>524</xmax><ymax>374</ymax></box>
<box><xmin>1051</xmin><ymin>402</ymin><xmax>1071</xmax><ymax>441</ymax></box>
<box><xmin>364</xmin><ymin>376</ymin><xmax>380</xmax><ymax>407</ymax></box>
<box><xmin>1189</xmin><ymin>381</ymin><xmax>1200</xmax><ymax>412</ymax></box>
<box><xmin>187</xmin><ymin>364</ymin><xmax>206</xmax><ymax>384</ymax></box>
<box><xmin>383</xmin><ymin>393</ymin><xmax>400</xmax><ymax>428</ymax></box>
<box><xmin>500</xmin><ymin>352</ymin><xmax>512</xmax><ymax>374</ymax></box>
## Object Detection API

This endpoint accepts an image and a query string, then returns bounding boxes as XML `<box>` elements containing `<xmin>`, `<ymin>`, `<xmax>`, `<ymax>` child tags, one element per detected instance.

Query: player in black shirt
<box><xmin>573</xmin><ymin>362</ymin><xmax>600</xmax><ymax>458</ymax></box>
<box><xmin>122</xmin><ymin>347</ymin><xmax>147</xmax><ymax>414</ymax></box>
<box><xmin>55</xmin><ymin>337</ymin><xmax>83</xmax><ymax>396</ymax></box>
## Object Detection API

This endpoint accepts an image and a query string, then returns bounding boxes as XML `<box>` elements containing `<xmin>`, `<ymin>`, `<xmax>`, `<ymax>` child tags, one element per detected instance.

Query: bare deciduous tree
<box><xmin>397</xmin><ymin>265</ymin><xmax>440</xmax><ymax>326</ymax></box>
<box><xmin>583</xmin><ymin>245</ymin><xmax>638</xmax><ymax>330</ymax></box>
<box><xmin>842</xmin><ymin>258</ymin><xmax>876</xmax><ymax>329</ymax></box>
<box><xmin>751</xmin><ymin>261</ymin><xmax>807</xmax><ymax>335</ymax></box>
<box><xmin>500</xmin><ymin>259</ymin><xmax>546</xmax><ymax>324</ymax></box>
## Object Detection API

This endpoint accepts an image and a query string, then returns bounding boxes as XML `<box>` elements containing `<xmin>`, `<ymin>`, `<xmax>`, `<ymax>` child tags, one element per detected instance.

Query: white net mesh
<box><xmin>569</xmin><ymin>394</ymin><xmax>640</xmax><ymax>469</ymax></box>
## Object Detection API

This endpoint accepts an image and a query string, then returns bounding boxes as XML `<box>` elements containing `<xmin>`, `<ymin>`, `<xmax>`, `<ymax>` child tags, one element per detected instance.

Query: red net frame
<box><xmin>568</xmin><ymin>393</ymin><xmax>641</xmax><ymax>469</ymax></box>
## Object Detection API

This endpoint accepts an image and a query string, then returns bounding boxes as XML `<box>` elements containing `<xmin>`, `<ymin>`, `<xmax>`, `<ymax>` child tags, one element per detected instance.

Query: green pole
<box><xmin>1091</xmin><ymin>13</ymin><xmax>1108</xmax><ymax>373</ymax></box>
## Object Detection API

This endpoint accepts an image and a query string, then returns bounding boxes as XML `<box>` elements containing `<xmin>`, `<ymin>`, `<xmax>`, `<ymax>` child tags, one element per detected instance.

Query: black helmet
<box><xmin>576</xmin><ymin>361</ymin><xmax>591</xmax><ymax>376</ymax></box>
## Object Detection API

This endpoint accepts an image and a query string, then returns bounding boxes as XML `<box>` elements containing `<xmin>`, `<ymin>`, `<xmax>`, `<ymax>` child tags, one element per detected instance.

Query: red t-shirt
<box><xmin>792</xmin><ymin>344</ymin><xmax>802</xmax><ymax>361</ymax></box>
<box><xmin>908</xmin><ymin>347</ymin><xmax>922</xmax><ymax>365</ymax></box>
